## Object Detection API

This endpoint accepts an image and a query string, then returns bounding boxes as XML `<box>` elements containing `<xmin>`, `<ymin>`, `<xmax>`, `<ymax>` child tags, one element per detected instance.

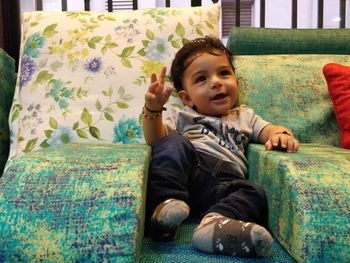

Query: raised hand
<box><xmin>145</xmin><ymin>66</ymin><xmax>174</xmax><ymax>111</ymax></box>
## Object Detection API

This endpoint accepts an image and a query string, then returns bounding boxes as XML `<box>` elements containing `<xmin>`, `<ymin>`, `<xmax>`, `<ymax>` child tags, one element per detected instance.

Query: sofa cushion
<box><xmin>323</xmin><ymin>63</ymin><xmax>350</xmax><ymax>149</ymax></box>
<box><xmin>7</xmin><ymin>4</ymin><xmax>220</xmax><ymax>164</ymax></box>
<box><xmin>234</xmin><ymin>54</ymin><xmax>350</xmax><ymax>145</ymax></box>
<box><xmin>247</xmin><ymin>143</ymin><xmax>350</xmax><ymax>263</ymax></box>
<box><xmin>227</xmin><ymin>28</ymin><xmax>350</xmax><ymax>55</ymax></box>
<box><xmin>0</xmin><ymin>143</ymin><xmax>150</xmax><ymax>262</ymax></box>
<box><xmin>0</xmin><ymin>48</ymin><xmax>16</xmax><ymax>175</ymax></box>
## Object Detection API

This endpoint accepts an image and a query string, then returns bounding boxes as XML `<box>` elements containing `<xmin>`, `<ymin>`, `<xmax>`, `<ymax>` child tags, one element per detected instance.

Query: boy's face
<box><xmin>178</xmin><ymin>52</ymin><xmax>238</xmax><ymax>116</ymax></box>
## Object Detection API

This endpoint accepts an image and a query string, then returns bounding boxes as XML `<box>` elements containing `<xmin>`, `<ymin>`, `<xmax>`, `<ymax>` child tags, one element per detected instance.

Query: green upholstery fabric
<box><xmin>0</xmin><ymin>48</ymin><xmax>16</xmax><ymax>176</ymax></box>
<box><xmin>234</xmin><ymin>54</ymin><xmax>350</xmax><ymax>145</ymax></box>
<box><xmin>247</xmin><ymin>143</ymin><xmax>350</xmax><ymax>263</ymax></box>
<box><xmin>227</xmin><ymin>28</ymin><xmax>350</xmax><ymax>263</ymax></box>
<box><xmin>227</xmin><ymin>28</ymin><xmax>350</xmax><ymax>55</ymax></box>
<box><xmin>141</xmin><ymin>219</ymin><xmax>295</xmax><ymax>263</ymax></box>
<box><xmin>0</xmin><ymin>143</ymin><xmax>150</xmax><ymax>262</ymax></box>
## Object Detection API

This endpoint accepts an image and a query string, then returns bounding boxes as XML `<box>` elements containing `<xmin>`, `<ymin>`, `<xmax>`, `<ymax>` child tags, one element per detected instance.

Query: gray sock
<box><xmin>192</xmin><ymin>213</ymin><xmax>273</xmax><ymax>257</ymax></box>
<box><xmin>151</xmin><ymin>198</ymin><xmax>190</xmax><ymax>227</ymax></box>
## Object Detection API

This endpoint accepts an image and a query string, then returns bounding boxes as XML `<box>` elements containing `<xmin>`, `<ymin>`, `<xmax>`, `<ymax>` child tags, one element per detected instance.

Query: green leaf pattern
<box><xmin>8</xmin><ymin>4</ymin><xmax>220</xmax><ymax>160</ymax></box>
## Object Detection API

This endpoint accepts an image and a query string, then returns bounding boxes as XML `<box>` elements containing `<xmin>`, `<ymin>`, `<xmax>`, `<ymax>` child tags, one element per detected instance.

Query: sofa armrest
<box><xmin>0</xmin><ymin>143</ymin><xmax>150</xmax><ymax>262</ymax></box>
<box><xmin>247</xmin><ymin>143</ymin><xmax>350</xmax><ymax>262</ymax></box>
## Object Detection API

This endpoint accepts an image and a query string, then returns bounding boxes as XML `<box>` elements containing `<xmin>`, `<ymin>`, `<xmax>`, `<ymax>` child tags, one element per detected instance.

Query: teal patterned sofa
<box><xmin>0</xmin><ymin>4</ymin><xmax>349</xmax><ymax>263</ymax></box>
<box><xmin>229</xmin><ymin>28</ymin><xmax>350</xmax><ymax>263</ymax></box>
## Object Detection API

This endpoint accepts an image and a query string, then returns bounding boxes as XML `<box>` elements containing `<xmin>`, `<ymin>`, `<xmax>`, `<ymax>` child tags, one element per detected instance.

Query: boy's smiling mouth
<box><xmin>211</xmin><ymin>93</ymin><xmax>227</xmax><ymax>101</ymax></box>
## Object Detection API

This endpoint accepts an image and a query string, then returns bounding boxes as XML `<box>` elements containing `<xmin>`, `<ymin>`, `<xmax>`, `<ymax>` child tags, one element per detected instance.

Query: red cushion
<box><xmin>323</xmin><ymin>63</ymin><xmax>350</xmax><ymax>149</ymax></box>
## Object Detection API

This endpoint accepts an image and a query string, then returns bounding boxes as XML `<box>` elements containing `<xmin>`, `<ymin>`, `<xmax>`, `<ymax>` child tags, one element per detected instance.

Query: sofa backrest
<box><xmin>227</xmin><ymin>28</ymin><xmax>350</xmax><ymax>145</ymax></box>
<box><xmin>227</xmin><ymin>28</ymin><xmax>350</xmax><ymax>55</ymax></box>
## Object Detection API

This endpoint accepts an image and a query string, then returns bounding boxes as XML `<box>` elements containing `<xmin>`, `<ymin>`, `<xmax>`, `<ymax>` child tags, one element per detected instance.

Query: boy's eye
<box><xmin>195</xmin><ymin>76</ymin><xmax>206</xmax><ymax>83</ymax></box>
<box><xmin>220</xmin><ymin>70</ymin><xmax>231</xmax><ymax>76</ymax></box>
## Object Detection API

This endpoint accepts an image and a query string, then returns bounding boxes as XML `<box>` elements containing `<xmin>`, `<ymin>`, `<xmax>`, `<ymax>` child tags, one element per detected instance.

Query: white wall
<box><xmin>67</xmin><ymin>0</ymin><xmax>84</xmax><ymax>11</ymax></box>
<box><xmin>20</xmin><ymin>0</ymin><xmax>35</xmax><ymax>12</ymax></box>
<box><xmin>90</xmin><ymin>0</ymin><xmax>105</xmax><ymax>11</ymax></box>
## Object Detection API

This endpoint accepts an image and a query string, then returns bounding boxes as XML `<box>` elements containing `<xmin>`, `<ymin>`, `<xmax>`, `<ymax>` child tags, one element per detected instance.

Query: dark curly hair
<box><xmin>170</xmin><ymin>36</ymin><xmax>235</xmax><ymax>92</ymax></box>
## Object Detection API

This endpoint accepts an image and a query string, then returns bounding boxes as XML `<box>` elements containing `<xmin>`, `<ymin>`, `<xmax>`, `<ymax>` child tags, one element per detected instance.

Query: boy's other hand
<box><xmin>265</xmin><ymin>133</ymin><xmax>299</xmax><ymax>153</ymax></box>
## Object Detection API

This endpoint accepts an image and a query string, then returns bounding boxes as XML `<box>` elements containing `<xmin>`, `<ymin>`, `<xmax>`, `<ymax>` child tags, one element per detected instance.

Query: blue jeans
<box><xmin>146</xmin><ymin>133</ymin><xmax>268</xmax><ymax>227</ymax></box>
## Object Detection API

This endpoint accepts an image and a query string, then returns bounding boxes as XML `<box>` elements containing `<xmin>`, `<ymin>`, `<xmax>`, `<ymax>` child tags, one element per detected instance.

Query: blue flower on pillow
<box><xmin>20</xmin><ymin>56</ymin><xmax>36</xmax><ymax>89</ymax></box>
<box><xmin>47</xmin><ymin>126</ymin><xmax>74</xmax><ymax>147</ymax></box>
<box><xmin>84</xmin><ymin>57</ymin><xmax>102</xmax><ymax>73</ymax></box>
<box><xmin>144</xmin><ymin>38</ymin><xmax>170</xmax><ymax>61</ymax></box>
<box><xmin>113</xmin><ymin>117</ymin><xmax>143</xmax><ymax>144</ymax></box>
<box><xmin>23</xmin><ymin>33</ymin><xmax>45</xmax><ymax>58</ymax></box>
<box><xmin>48</xmin><ymin>79</ymin><xmax>74</xmax><ymax>109</ymax></box>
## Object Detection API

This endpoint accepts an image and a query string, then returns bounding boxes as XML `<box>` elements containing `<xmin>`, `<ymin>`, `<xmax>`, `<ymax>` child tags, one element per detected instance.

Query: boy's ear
<box><xmin>178</xmin><ymin>90</ymin><xmax>194</xmax><ymax>107</ymax></box>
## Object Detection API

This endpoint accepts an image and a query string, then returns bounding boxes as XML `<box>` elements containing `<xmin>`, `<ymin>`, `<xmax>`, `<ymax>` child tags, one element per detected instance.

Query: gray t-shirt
<box><xmin>164</xmin><ymin>104</ymin><xmax>270</xmax><ymax>178</ymax></box>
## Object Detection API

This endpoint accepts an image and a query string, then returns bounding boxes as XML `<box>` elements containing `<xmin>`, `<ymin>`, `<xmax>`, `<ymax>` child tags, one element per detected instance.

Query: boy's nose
<box><xmin>210</xmin><ymin>75</ymin><xmax>222</xmax><ymax>88</ymax></box>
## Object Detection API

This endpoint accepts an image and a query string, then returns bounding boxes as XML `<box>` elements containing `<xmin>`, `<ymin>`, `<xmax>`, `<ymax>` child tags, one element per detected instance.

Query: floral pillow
<box><xmin>8</xmin><ymin>4</ymin><xmax>220</xmax><ymax>163</ymax></box>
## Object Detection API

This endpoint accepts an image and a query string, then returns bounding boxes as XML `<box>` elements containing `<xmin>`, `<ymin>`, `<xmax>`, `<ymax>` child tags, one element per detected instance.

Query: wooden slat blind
<box><xmin>222</xmin><ymin>0</ymin><xmax>253</xmax><ymax>37</ymax></box>
<box><xmin>106</xmin><ymin>0</ymin><xmax>137</xmax><ymax>11</ymax></box>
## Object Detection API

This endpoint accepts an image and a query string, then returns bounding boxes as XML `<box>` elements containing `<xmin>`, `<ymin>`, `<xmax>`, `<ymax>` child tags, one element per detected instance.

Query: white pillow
<box><xmin>7</xmin><ymin>4</ymin><xmax>220</xmax><ymax>164</ymax></box>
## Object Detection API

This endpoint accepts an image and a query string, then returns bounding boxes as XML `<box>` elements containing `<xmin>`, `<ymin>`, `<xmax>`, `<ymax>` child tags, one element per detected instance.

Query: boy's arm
<box><xmin>258</xmin><ymin>124</ymin><xmax>299</xmax><ymax>153</ymax></box>
<box><xmin>142</xmin><ymin>66</ymin><xmax>174</xmax><ymax>145</ymax></box>
<box><xmin>142</xmin><ymin>107</ymin><xmax>167</xmax><ymax>145</ymax></box>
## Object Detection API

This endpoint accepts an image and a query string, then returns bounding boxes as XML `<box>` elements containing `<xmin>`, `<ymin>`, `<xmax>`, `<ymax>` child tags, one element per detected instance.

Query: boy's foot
<box><xmin>150</xmin><ymin>198</ymin><xmax>190</xmax><ymax>242</ymax></box>
<box><xmin>192</xmin><ymin>213</ymin><xmax>273</xmax><ymax>257</ymax></box>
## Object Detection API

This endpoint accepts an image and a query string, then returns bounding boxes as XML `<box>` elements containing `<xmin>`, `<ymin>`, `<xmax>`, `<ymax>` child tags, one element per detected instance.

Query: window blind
<box><xmin>222</xmin><ymin>0</ymin><xmax>253</xmax><ymax>37</ymax></box>
<box><xmin>105</xmin><ymin>0</ymin><xmax>136</xmax><ymax>11</ymax></box>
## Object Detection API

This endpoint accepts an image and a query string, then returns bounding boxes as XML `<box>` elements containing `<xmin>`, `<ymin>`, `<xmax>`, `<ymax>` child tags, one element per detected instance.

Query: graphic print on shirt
<box><xmin>193</xmin><ymin>116</ymin><xmax>247</xmax><ymax>153</ymax></box>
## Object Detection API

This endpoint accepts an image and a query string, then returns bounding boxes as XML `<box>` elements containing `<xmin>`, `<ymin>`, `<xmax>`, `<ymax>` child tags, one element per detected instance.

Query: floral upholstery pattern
<box><xmin>8</xmin><ymin>4</ymin><xmax>220</xmax><ymax>166</ymax></box>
